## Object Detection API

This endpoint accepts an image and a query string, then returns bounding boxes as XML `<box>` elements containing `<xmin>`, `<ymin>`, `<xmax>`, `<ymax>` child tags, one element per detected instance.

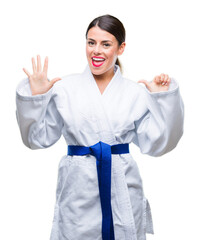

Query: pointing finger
<box><xmin>138</xmin><ymin>79</ymin><xmax>149</xmax><ymax>88</ymax></box>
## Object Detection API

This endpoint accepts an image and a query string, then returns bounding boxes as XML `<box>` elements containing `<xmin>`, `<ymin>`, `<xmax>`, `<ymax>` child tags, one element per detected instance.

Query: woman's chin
<box><xmin>89</xmin><ymin>64</ymin><xmax>105</xmax><ymax>76</ymax></box>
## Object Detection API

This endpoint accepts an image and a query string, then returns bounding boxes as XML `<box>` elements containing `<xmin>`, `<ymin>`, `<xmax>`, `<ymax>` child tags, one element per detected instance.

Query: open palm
<box><xmin>23</xmin><ymin>55</ymin><xmax>61</xmax><ymax>95</ymax></box>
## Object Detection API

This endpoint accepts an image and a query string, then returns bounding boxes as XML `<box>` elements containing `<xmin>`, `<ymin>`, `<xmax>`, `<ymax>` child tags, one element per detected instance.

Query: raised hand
<box><xmin>23</xmin><ymin>55</ymin><xmax>61</xmax><ymax>95</ymax></box>
<box><xmin>138</xmin><ymin>73</ymin><xmax>171</xmax><ymax>92</ymax></box>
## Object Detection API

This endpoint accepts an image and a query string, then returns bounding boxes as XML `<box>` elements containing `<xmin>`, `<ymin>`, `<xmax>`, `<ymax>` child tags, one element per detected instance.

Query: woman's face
<box><xmin>86</xmin><ymin>26</ymin><xmax>125</xmax><ymax>78</ymax></box>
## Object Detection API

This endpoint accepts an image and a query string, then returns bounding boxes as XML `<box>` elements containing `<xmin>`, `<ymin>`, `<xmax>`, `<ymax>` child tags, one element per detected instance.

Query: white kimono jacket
<box><xmin>16</xmin><ymin>65</ymin><xmax>184</xmax><ymax>240</ymax></box>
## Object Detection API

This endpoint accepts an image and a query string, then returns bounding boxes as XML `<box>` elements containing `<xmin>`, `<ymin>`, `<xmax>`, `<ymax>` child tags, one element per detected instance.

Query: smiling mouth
<box><xmin>92</xmin><ymin>57</ymin><xmax>105</xmax><ymax>67</ymax></box>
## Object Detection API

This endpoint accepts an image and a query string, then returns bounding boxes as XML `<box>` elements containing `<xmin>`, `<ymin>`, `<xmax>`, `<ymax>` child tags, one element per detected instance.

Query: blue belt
<box><xmin>68</xmin><ymin>141</ymin><xmax>129</xmax><ymax>240</ymax></box>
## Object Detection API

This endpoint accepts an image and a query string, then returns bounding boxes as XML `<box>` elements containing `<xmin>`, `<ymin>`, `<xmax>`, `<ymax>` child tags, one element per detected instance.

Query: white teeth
<box><xmin>92</xmin><ymin>57</ymin><xmax>105</xmax><ymax>62</ymax></box>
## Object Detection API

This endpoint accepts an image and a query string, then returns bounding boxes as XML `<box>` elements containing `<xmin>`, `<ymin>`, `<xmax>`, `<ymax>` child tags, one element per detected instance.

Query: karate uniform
<box><xmin>16</xmin><ymin>65</ymin><xmax>184</xmax><ymax>240</ymax></box>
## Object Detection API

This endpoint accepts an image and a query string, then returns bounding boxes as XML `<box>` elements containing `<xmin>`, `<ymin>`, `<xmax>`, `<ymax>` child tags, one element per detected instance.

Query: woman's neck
<box><xmin>92</xmin><ymin>67</ymin><xmax>115</xmax><ymax>94</ymax></box>
<box><xmin>93</xmin><ymin>66</ymin><xmax>115</xmax><ymax>83</ymax></box>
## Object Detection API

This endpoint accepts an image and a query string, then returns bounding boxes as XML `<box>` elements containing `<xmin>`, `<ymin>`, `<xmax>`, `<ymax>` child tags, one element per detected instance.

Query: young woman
<box><xmin>16</xmin><ymin>15</ymin><xmax>184</xmax><ymax>240</ymax></box>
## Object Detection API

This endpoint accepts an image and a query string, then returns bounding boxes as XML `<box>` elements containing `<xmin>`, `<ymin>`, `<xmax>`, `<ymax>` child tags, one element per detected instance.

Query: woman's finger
<box><xmin>164</xmin><ymin>74</ymin><xmax>169</xmax><ymax>81</ymax></box>
<box><xmin>23</xmin><ymin>68</ymin><xmax>31</xmax><ymax>78</ymax></box>
<box><xmin>160</xmin><ymin>73</ymin><xmax>165</xmax><ymax>81</ymax></box>
<box><xmin>138</xmin><ymin>79</ymin><xmax>150</xmax><ymax>89</ymax></box>
<box><xmin>154</xmin><ymin>75</ymin><xmax>160</xmax><ymax>84</ymax></box>
<box><xmin>162</xmin><ymin>74</ymin><xmax>169</xmax><ymax>85</ymax></box>
<box><xmin>51</xmin><ymin>77</ymin><xmax>62</xmax><ymax>86</ymax></box>
<box><xmin>32</xmin><ymin>57</ymin><xmax>36</xmax><ymax>73</ymax></box>
<box><xmin>43</xmin><ymin>56</ymin><xmax>48</xmax><ymax>74</ymax></box>
<box><xmin>37</xmin><ymin>55</ymin><xmax>42</xmax><ymax>72</ymax></box>
<box><xmin>165</xmin><ymin>77</ymin><xmax>171</xmax><ymax>86</ymax></box>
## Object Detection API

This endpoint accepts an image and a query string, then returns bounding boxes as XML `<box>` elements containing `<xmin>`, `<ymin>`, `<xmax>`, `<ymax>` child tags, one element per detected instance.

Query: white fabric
<box><xmin>16</xmin><ymin>65</ymin><xmax>184</xmax><ymax>240</ymax></box>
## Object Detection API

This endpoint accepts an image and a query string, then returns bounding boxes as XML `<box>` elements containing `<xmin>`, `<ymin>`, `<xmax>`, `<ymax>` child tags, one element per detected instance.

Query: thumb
<box><xmin>51</xmin><ymin>77</ymin><xmax>62</xmax><ymax>85</ymax></box>
<box><xmin>138</xmin><ymin>79</ymin><xmax>150</xmax><ymax>88</ymax></box>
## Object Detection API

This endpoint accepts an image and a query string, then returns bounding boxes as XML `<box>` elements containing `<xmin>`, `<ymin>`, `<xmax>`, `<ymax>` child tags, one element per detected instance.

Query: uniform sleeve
<box><xmin>133</xmin><ymin>78</ymin><xmax>184</xmax><ymax>157</ymax></box>
<box><xmin>16</xmin><ymin>78</ymin><xmax>64</xmax><ymax>149</ymax></box>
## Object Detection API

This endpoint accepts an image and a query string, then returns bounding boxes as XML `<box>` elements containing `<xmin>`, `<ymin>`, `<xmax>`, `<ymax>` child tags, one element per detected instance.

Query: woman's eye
<box><xmin>88</xmin><ymin>41</ymin><xmax>94</xmax><ymax>46</ymax></box>
<box><xmin>103</xmin><ymin>43</ymin><xmax>111</xmax><ymax>47</ymax></box>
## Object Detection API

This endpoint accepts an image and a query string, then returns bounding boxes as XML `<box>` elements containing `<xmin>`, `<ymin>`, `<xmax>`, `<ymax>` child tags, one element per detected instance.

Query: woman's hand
<box><xmin>138</xmin><ymin>73</ymin><xmax>171</xmax><ymax>92</ymax></box>
<box><xmin>23</xmin><ymin>55</ymin><xmax>61</xmax><ymax>95</ymax></box>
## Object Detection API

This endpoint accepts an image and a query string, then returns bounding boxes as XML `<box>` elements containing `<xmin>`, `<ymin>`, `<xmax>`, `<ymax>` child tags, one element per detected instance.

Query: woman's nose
<box><xmin>93</xmin><ymin>44</ymin><xmax>101</xmax><ymax>55</ymax></box>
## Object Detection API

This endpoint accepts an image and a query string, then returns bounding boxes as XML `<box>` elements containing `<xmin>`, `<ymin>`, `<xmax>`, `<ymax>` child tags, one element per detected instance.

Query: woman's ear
<box><xmin>118</xmin><ymin>42</ymin><xmax>126</xmax><ymax>56</ymax></box>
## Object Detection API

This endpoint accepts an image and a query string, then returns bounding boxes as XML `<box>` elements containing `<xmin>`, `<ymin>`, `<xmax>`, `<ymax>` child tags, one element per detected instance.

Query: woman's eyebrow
<box><xmin>87</xmin><ymin>38</ymin><xmax>113</xmax><ymax>43</ymax></box>
<box><xmin>87</xmin><ymin>38</ymin><xmax>95</xmax><ymax>42</ymax></box>
<box><xmin>102</xmin><ymin>40</ymin><xmax>113</xmax><ymax>43</ymax></box>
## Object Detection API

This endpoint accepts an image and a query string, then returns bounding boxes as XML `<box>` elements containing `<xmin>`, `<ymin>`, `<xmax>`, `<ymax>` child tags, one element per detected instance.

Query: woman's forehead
<box><xmin>87</xmin><ymin>26</ymin><xmax>116</xmax><ymax>42</ymax></box>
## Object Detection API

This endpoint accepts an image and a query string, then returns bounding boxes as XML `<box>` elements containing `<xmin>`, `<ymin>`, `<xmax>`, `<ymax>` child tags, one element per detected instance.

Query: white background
<box><xmin>0</xmin><ymin>0</ymin><xmax>199</xmax><ymax>239</ymax></box>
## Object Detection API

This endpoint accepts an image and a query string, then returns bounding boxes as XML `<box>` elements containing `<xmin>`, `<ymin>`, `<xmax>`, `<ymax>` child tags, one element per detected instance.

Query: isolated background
<box><xmin>0</xmin><ymin>0</ymin><xmax>199</xmax><ymax>239</ymax></box>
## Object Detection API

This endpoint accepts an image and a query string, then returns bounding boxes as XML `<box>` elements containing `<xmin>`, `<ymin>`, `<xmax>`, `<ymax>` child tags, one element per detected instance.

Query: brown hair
<box><xmin>86</xmin><ymin>14</ymin><xmax>126</xmax><ymax>71</ymax></box>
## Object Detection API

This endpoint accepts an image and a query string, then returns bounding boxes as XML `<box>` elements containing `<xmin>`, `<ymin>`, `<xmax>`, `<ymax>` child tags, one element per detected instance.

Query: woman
<box><xmin>16</xmin><ymin>15</ymin><xmax>184</xmax><ymax>240</ymax></box>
